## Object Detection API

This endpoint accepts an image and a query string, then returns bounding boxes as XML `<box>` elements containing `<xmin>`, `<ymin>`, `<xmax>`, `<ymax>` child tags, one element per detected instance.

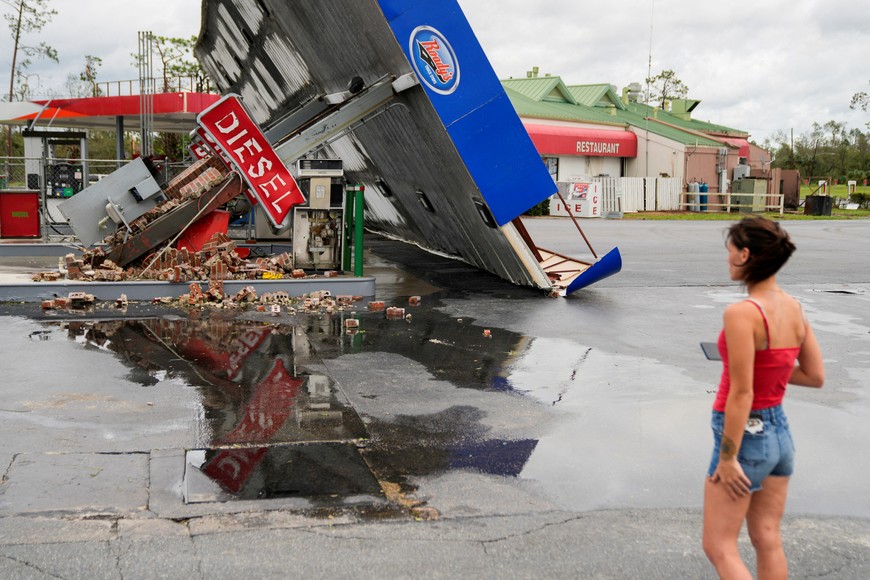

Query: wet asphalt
<box><xmin>0</xmin><ymin>217</ymin><xmax>869</xmax><ymax>578</ymax></box>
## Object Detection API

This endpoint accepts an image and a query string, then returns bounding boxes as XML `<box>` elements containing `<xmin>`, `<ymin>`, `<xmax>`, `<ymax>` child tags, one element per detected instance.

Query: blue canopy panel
<box><xmin>377</xmin><ymin>0</ymin><xmax>556</xmax><ymax>225</ymax></box>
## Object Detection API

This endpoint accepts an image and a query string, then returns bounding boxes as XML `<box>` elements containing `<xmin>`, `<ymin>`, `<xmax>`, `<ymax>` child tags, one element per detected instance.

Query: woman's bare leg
<box><xmin>703</xmin><ymin>478</ymin><xmax>753</xmax><ymax>579</ymax></box>
<box><xmin>746</xmin><ymin>476</ymin><xmax>790</xmax><ymax>580</ymax></box>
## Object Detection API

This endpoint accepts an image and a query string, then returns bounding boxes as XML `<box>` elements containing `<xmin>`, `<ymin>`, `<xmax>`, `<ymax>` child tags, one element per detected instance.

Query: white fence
<box><xmin>593</xmin><ymin>177</ymin><xmax>683</xmax><ymax>213</ymax></box>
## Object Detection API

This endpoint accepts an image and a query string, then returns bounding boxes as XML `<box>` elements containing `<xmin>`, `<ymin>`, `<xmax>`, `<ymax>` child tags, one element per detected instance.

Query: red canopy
<box><xmin>523</xmin><ymin>123</ymin><xmax>638</xmax><ymax>158</ymax></box>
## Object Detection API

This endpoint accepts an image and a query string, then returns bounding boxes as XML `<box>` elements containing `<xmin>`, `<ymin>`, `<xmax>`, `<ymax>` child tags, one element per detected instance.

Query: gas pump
<box><xmin>292</xmin><ymin>159</ymin><xmax>344</xmax><ymax>270</ymax></box>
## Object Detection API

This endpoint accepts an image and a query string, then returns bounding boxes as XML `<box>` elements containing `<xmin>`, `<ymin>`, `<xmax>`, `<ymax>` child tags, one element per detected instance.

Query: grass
<box><xmin>800</xmin><ymin>183</ymin><xmax>870</xmax><ymax>198</ymax></box>
<box><xmin>619</xmin><ymin>209</ymin><xmax>870</xmax><ymax>221</ymax></box>
<box><xmin>618</xmin><ymin>184</ymin><xmax>870</xmax><ymax>220</ymax></box>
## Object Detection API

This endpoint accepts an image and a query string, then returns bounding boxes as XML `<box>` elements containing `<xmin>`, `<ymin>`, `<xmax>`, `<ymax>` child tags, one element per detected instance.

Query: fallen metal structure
<box><xmin>194</xmin><ymin>0</ymin><xmax>621</xmax><ymax>294</ymax></box>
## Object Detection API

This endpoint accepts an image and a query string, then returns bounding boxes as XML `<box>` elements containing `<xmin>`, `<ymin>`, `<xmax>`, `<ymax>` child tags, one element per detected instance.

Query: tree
<box><xmin>645</xmin><ymin>69</ymin><xmax>689</xmax><ymax>110</ymax></box>
<box><xmin>65</xmin><ymin>55</ymin><xmax>102</xmax><ymax>97</ymax></box>
<box><xmin>851</xmin><ymin>81</ymin><xmax>869</xmax><ymax>112</ymax></box>
<box><xmin>3</xmin><ymin>0</ymin><xmax>58</xmax><ymax>157</ymax></box>
<box><xmin>158</xmin><ymin>36</ymin><xmax>210</xmax><ymax>92</ymax></box>
<box><xmin>131</xmin><ymin>35</ymin><xmax>210</xmax><ymax>93</ymax></box>
<box><xmin>80</xmin><ymin>55</ymin><xmax>102</xmax><ymax>96</ymax></box>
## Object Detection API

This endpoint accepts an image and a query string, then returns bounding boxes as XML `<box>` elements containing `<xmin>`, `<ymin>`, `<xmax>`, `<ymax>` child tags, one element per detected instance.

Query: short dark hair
<box><xmin>726</xmin><ymin>217</ymin><xmax>796</xmax><ymax>284</ymax></box>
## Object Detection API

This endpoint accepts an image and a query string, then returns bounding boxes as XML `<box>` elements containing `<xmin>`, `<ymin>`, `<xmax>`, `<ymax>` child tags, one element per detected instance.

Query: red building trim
<box><xmin>719</xmin><ymin>137</ymin><xmax>751</xmax><ymax>158</ymax></box>
<box><xmin>9</xmin><ymin>93</ymin><xmax>221</xmax><ymax>121</ymax></box>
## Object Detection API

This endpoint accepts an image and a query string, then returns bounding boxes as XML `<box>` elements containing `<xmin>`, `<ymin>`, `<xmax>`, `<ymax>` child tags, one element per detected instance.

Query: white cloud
<box><xmin>4</xmin><ymin>0</ymin><xmax>868</xmax><ymax>140</ymax></box>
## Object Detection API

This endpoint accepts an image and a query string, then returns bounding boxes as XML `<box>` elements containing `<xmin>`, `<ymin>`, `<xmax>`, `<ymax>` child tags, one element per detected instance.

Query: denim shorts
<box><xmin>707</xmin><ymin>405</ymin><xmax>795</xmax><ymax>492</ymax></box>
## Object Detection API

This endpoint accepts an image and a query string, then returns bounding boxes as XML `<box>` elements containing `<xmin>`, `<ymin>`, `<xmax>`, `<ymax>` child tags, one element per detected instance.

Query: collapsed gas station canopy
<box><xmin>0</xmin><ymin>93</ymin><xmax>221</xmax><ymax>133</ymax></box>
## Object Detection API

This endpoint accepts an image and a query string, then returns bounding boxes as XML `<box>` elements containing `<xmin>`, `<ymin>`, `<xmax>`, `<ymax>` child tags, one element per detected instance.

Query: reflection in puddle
<box><xmin>55</xmin><ymin>316</ymin><xmax>368</xmax><ymax>448</ymax></box>
<box><xmin>44</xmin><ymin>309</ymin><xmax>548</xmax><ymax>510</ymax></box>
<box><xmin>184</xmin><ymin>443</ymin><xmax>384</xmax><ymax>504</ymax></box>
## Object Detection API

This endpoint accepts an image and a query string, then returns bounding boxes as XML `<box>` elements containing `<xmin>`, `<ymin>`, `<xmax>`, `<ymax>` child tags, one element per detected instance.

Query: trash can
<box><xmin>0</xmin><ymin>190</ymin><xmax>41</xmax><ymax>238</ymax></box>
<box><xmin>804</xmin><ymin>195</ymin><xmax>834</xmax><ymax>216</ymax></box>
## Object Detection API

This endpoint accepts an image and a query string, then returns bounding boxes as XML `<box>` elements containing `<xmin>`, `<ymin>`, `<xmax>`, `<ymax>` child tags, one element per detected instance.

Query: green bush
<box><xmin>524</xmin><ymin>198</ymin><xmax>551</xmax><ymax>216</ymax></box>
<box><xmin>849</xmin><ymin>192</ymin><xmax>870</xmax><ymax>208</ymax></box>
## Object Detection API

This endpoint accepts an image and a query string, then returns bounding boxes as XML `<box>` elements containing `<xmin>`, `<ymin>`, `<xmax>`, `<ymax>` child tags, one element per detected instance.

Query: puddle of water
<box><xmin>53</xmin><ymin>315</ymin><xmax>369</xmax><ymax>447</ymax></box>
<box><xmin>183</xmin><ymin>443</ymin><xmax>383</xmax><ymax>504</ymax></box>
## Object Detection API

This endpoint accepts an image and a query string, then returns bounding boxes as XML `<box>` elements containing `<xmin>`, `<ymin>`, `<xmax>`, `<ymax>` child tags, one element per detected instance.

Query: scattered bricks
<box><xmin>291</xmin><ymin>269</ymin><xmax>306</xmax><ymax>279</ymax></box>
<box><xmin>41</xmin><ymin>299</ymin><xmax>56</xmax><ymax>310</ymax></box>
<box><xmin>352</xmin><ymin>296</ymin><xmax>363</xmax><ymax>302</ymax></box>
<box><xmin>323</xmin><ymin>270</ymin><xmax>338</xmax><ymax>278</ymax></box>
<box><xmin>201</xmin><ymin>241</ymin><xmax>219</xmax><ymax>255</ymax></box>
<box><xmin>368</xmin><ymin>301</ymin><xmax>386</xmax><ymax>311</ymax></box>
<box><xmin>211</xmin><ymin>260</ymin><xmax>229</xmax><ymax>280</ymax></box>
<box><xmin>270</xmin><ymin>304</ymin><xmax>281</xmax><ymax>316</ymax></box>
<box><xmin>409</xmin><ymin>296</ymin><xmax>422</xmax><ymax>306</ymax></box>
<box><xmin>386</xmin><ymin>307</ymin><xmax>405</xmax><ymax>320</ymax></box>
<box><xmin>116</xmin><ymin>294</ymin><xmax>128</xmax><ymax>308</ymax></box>
<box><xmin>66</xmin><ymin>265</ymin><xmax>82</xmax><ymax>280</ymax></box>
<box><xmin>68</xmin><ymin>292</ymin><xmax>87</xmax><ymax>301</ymax></box>
<box><xmin>64</xmin><ymin>253</ymin><xmax>77</xmax><ymax>267</ymax></box>
<box><xmin>483</xmin><ymin>329</ymin><xmax>492</xmax><ymax>338</ymax></box>
<box><xmin>277</xmin><ymin>253</ymin><xmax>293</xmax><ymax>269</ymax></box>
<box><xmin>233</xmin><ymin>286</ymin><xmax>258</xmax><ymax>303</ymax></box>
<box><xmin>208</xmin><ymin>279</ymin><xmax>224</xmax><ymax>299</ymax></box>
<box><xmin>337</xmin><ymin>295</ymin><xmax>354</xmax><ymax>306</ymax></box>
<box><xmin>344</xmin><ymin>318</ymin><xmax>360</xmax><ymax>329</ymax></box>
<box><xmin>54</xmin><ymin>297</ymin><xmax>71</xmax><ymax>309</ymax></box>
<box><xmin>189</xmin><ymin>283</ymin><xmax>204</xmax><ymax>299</ymax></box>
<box><xmin>217</xmin><ymin>241</ymin><xmax>237</xmax><ymax>254</ymax></box>
<box><xmin>207</xmin><ymin>231</ymin><xmax>231</xmax><ymax>246</ymax></box>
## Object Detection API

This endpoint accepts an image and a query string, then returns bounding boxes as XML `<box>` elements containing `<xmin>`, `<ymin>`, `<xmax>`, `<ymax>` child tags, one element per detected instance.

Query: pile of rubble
<box><xmin>102</xmin><ymin>158</ymin><xmax>228</xmax><ymax>248</ymax></box>
<box><xmin>31</xmin><ymin>231</ymin><xmax>338</xmax><ymax>285</ymax></box>
<box><xmin>155</xmin><ymin>283</ymin><xmax>364</xmax><ymax>314</ymax></box>
<box><xmin>40</xmin><ymin>291</ymin><xmax>99</xmax><ymax>311</ymax></box>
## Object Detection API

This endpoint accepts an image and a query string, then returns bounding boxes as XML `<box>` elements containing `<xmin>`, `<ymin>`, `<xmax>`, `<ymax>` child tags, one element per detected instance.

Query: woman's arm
<box><xmin>712</xmin><ymin>303</ymin><xmax>756</xmax><ymax>500</ymax></box>
<box><xmin>790</xmin><ymin>323</ymin><xmax>824</xmax><ymax>388</ymax></box>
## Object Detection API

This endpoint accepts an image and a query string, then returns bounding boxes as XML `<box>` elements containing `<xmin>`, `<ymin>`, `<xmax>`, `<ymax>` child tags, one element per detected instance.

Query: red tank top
<box><xmin>713</xmin><ymin>299</ymin><xmax>801</xmax><ymax>412</ymax></box>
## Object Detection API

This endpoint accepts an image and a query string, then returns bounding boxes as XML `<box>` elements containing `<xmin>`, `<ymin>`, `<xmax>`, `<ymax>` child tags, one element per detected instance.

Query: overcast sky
<box><xmin>5</xmin><ymin>0</ymin><xmax>869</xmax><ymax>142</ymax></box>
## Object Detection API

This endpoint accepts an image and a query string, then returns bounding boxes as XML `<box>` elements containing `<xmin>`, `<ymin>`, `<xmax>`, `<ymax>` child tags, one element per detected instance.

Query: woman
<box><xmin>703</xmin><ymin>216</ymin><xmax>824</xmax><ymax>579</ymax></box>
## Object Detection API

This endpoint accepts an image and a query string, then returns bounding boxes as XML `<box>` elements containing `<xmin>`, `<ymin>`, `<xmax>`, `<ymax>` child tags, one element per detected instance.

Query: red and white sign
<box><xmin>549</xmin><ymin>182</ymin><xmax>601</xmax><ymax>218</ymax></box>
<box><xmin>188</xmin><ymin>133</ymin><xmax>212</xmax><ymax>161</ymax></box>
<box><xmin>524</xmin><ymin>123</ymin><xmax>638</xmax><ymax>158</ymax></box>
<box><xmin>197</xmin><ymin>94</ymin><xmax>304</xmax><ymax>226</ymax></box>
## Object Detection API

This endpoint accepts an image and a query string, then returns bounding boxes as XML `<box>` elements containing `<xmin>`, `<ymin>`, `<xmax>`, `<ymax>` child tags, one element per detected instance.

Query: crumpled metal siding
<box><xmin>195</xmin><ymin>0</ymin><xmax>549</xmax><ymax>290</ymax></box>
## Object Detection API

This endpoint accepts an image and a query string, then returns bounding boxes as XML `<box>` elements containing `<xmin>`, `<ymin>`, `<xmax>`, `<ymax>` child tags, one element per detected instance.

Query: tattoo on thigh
<box><xmin>720</xmin><ymin>435</ymin><xmax>738</xmax><ymax>460</ymax></box>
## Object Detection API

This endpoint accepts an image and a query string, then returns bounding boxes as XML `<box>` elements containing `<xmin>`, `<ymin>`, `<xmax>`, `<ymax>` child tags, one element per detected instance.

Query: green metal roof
<box><xmin>501</xmin><ymin>77</ymin><xmax>577</xmax><ymax>105</ymax></box>
<box><xmin>504</xmin><ymin>87</ymin><xmax>627</xmax><ymax>126</ymax></box>
<box><xmin>501</xmin><ymin>75</ymin><xmax>740</xmax><ymax>147</ymax></box>
<box><xmin>624</xmin><ymin>101</ymin><xmax>747</xmax><ymax>137</ymax></box>
<box><xmin>565</xmin><ymin>84</ymin><xmax>626</xmax><ymax>110</ymax></box>
<box><xmin>610</xmin><ymin>106</ymin><xmax>725</xmax><ymax>146</ymax></box>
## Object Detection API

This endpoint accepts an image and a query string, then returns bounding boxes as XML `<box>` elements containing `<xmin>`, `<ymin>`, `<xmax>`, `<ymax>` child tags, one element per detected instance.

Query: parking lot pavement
<box><xmin>1</xmin><ymin>218</ymin><xmax>869</xmax><ymax>578</ymax></box>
